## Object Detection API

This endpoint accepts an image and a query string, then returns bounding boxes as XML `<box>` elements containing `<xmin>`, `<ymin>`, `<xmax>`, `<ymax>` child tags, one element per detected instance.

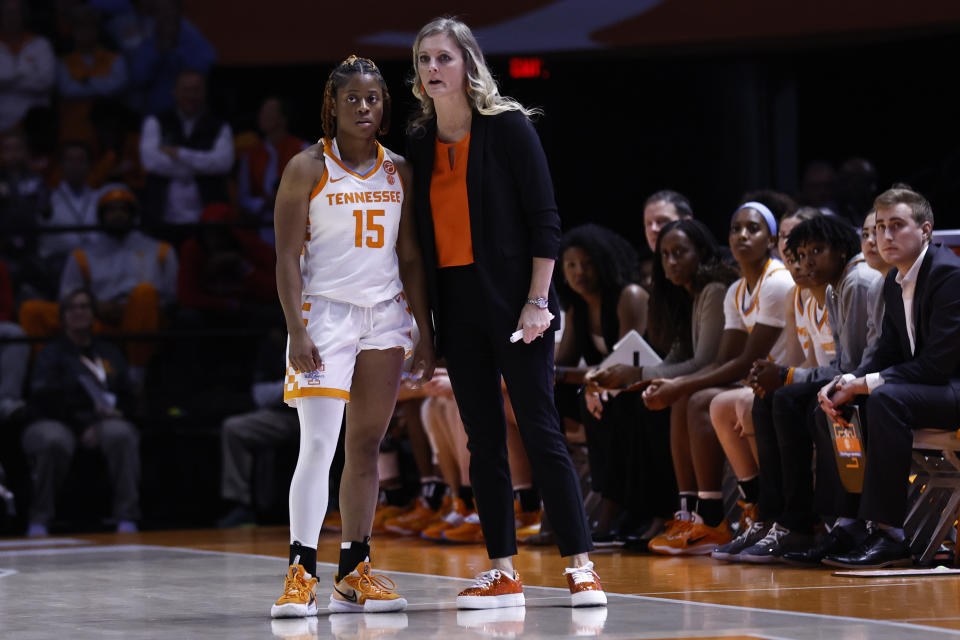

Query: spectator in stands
<box><xmin>642</xmin><ymin>198</ymin><xmax>795</xmax><ymax>555</ymax></box>
<box><xmin>140</xmin><ymin>69</ymin><xmax>233</xmax><ymax>226</ymax></box>
<box><xmin>816</xmin><ymin>187</ymin><xmax>960</xmax><ymax>568</ymax></box>
<box><xmin>798</xmin><ymin>160</ymin><xmax>837</xmax><ymax>215</ymax></box>
<box><xmin>128</xmin><ymin>0</ymin><xmax>216</xmax><ymax>115</ymax></box>
<box><xmin>218</xmin><ymin>326</ymin><xmax>299</xmax><ymax>528</ymax></box>
<box><xmin>105</xmin><ymin>0</ymin><xmax>155</xmax><ymax>63</ymax></box>
<box><xmin>22</xmin><ymin>287</ymin><xmax>140</xmax><ymax>536</ymax></box>
<box><xmin>835</xmin><ymin>157</ymin><xmax>877</xmax><ymax>227</ymax></box>
<box><xmin>0</xmin><ymin>0</ymin><xmax>56</xmax><ymax>132</ymax></box>
<box><xmin>20</xmin><ymin>184</ymin><xmax>177</xmax><ymax>379</ymax></box>
<box><xmin>0</xmin><ymin>257</ymin><xmax>28</xmax><ymax>422</ymax></box>
<box><xmin>88</xmin><ymin>98</ymin><xmax>146</xmax><ymax>190</ymax></box>
<box><xmin>40</xmin><ymin>141</ymin><xmax>99</xmax><ymax>272</ymax></box>
<box><xmin>64</xmin><ymin>184</ymin><xmax>176</xmax><ymax>372</ymax></box>
<box><xmin>56</xmin><ymin>4</ymin><xmax>128</xmax><ymax>147</ymax></box>
<box><xmin>860</xmin><ymin>210</ymin><xmax>892</xmax><ymax>275</ymax></box>
<box><xmin>176</xmin><ymin>202</ymin><xmax>276</xmax><ymax>319</ymax></box>
<box><xmin>553</xmin><ymin>224</ymin><xmax>656</xmax><ymax>544</ymax></box>
<box><xmin>237</xmin><ymin>96</ymin><xmax>307</xmax><ymax>246</ymax></box>
<box><xmin>0</xmin><ymin>130</ymin><xmax>52</xmax><ymax>300</ymax></box>
<box><xmin>642</xmin><ymin>189</ymin><xmax>693</xmax><ymax>254</ymax></box>
<box><xmin>587</xmin><ymin>219</ymin><xmax>738</xmax><ymax>546</ymax></box>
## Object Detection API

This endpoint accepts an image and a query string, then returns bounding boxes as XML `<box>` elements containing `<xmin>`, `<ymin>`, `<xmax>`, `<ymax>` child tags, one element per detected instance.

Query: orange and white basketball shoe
<box><xmin>384</xmin><ymin>497</ymin><xmax>440</xmax><ymax>536</ymax></box>
<box><xmin>271</xmin><ymin>564</ymin><xmax>319</xmax><ymax>618</ymax></box>
<box><xmin>422</xmin><ymin>497</ymin><xmax>470</xmax><ymax>542</ymax></box>
<box><xmin>371</xmin><ymin>502</ymin><xmax>411</xmax><ymax>535</ymax></box>
<box><xmin>443</xmin><ymin>512</ymin><xmax>485</xmax><ymax>544</ymax></box>
<box><xmin>514</xmin><ymin>500</ymin><xmax>542</xmax><ymax>542</ymax></box>
<box><xmin>563</xmin><ymin>561</ymin><xmax>607</xmax><ymax>607</ymax></box>
<box><xmin>323</xmin><ymin>510</ymin><xmax>342</xmax><ymax>532</ymax></box>
<box><xmin>647</xmin><ymin>510</ymin><xmax>693</xmax><ymax>554</ymax></box>
<box><xmin>649</xmin><ymin>513</ymin><xmax>731</xmax><ymax>555</ymax></box>
<box><xmin>329</xmin><ymin>561</ymin><xmax>407</xmax><ymax>613</ymax></box>
<box><xmin>456</xmin><ymin>569</ymin><xmax>525</xmax><ymax>609</ymax></box>
<box><xmin>737</xmin><ymin>500</ymin><xmax>760</xmax><ymax>531</ymax></box>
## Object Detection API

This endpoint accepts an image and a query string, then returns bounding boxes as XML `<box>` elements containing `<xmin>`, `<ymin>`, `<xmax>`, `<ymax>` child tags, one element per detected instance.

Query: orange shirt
<box><xmin>430</xmin><ymin>133</ymin><xmax>474</xmax><ymax>267</ymax></box>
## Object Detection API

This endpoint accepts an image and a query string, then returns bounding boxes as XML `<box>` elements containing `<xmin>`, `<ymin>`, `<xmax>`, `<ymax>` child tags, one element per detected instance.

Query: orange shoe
<box><xmin>647</xmin><ymin>510</ymin><xmax>693</xmax><ymax>554</ymax></box>
<box><xmin>422</xmin><ymin>497</ymin><xmax>469</xmax><ymax>541</ymax></box>
<box><xmin>515</xmin><ymin>509</ymin><xmax>542</xmax><ymax>542</ymax></box>
<box><xmin>323</xmin><ymin>510</ymin><xmax>342</xmax><ymax>533</ymax></box>
<box><xmin>443</xmin><ymin>512</ymin><xmax>485</xmax><ymax>544</ymax></box>
<box><xmin>271</xmin><ymin>564</ymin><xmax>319</xmax><ymax>618</ymax></box>
<box><xmin>563</xmin><ymin>561</ymin><xmax>607</xmax><ymax>607</ymax></box>
<box><xmin>384</xmin><ymin>497</ymin><xmax>439</xmax><ymax>536</ymax></box>
<box><xmin>329</xmin><ymin>561</ymin><xmax>407</xmax><ymax>613</ymax></box>
<box><xmin>456</xmin><ymin>569</ymin><xmax>525</xmax><ymax>609</ymax></box>
<box><xmin>371</xmin><ymin>503</ymin><xmax>410</xmax><ymax>535</ymax></box>
<box><xmin>737</xmin><ymin>500</ymin><xmax>759</xmax><ymax>532</ymax></box>
<box><xmin>649</xmin><ymin>513</ymin><xmax>731</xmax><ymax>555</ymax></box>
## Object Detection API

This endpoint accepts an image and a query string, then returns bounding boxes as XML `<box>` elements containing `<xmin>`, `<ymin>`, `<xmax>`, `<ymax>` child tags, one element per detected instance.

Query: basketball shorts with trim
<box><xmin>284</xmin><ymin>293</ymin><xmax>413</xmax><ymax>407</ymax></box>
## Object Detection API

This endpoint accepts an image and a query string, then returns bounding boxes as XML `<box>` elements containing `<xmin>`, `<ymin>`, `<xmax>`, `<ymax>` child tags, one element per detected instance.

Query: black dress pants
<box><xmin>753</xmin><ymin>381</ymin><xmax>820</xmax><ymax>533</ymax></box>
<box><xmin>582</xmin><ymin>391</ymin><xmax>675</xmax><ymax>523</ymax></box>
<box><xmin>856</xmin><ymin>384</ymin><xmax>960</xmax><ymax>527</ymax></box>
<box><xmin>438</xmin><ymin>266</ymin><xmax>592</xmax><ymax>558</ymax></box>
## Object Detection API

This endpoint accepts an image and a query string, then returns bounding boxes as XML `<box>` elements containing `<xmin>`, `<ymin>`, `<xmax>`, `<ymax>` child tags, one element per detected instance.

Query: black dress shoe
<box><xmin>821</xmin><ymin>529</ymin><xmax>912</xmax><ymax>569</ymax></box>
<box><xmin>590</xmin><ymin>527</ymin><xmax>624</xmax><ymax>548</ymax></box>
<box><xmin>781</xmin><ymin>525</ymin><xmax>862</xmax><ymax>566</ymax></box>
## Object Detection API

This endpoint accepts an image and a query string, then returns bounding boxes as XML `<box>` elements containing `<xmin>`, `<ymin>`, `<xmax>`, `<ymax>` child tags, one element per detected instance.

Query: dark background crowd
<box><xmin>0</xmin><ymin>0</ymin><xmax>958</xmax><ymax>537</ymax></box>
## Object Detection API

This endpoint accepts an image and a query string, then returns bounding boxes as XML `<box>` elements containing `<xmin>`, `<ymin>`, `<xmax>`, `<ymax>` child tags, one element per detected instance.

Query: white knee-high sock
<box><xmin>289</xmin><ymin>396</ymin><xmax>345</xmax><ymax>546</ymax></box>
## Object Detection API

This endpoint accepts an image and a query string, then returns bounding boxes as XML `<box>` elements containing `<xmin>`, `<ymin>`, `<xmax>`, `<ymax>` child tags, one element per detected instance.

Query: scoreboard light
<box><xmin>509</xmin><ymin>57</ymin><xmax>546</xmax><ymax>79</ymax></box>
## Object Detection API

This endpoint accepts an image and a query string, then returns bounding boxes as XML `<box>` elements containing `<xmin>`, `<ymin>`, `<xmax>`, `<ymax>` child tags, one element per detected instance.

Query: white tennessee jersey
<box><xmin>794</xmin><ymin>287</ymin><xmax>836</xmax><ymax>366</ymax></box>
<box><xmin>301</xmin><ymin>137</ymin><xmax>404</xmax><ymax>306</ymax></box>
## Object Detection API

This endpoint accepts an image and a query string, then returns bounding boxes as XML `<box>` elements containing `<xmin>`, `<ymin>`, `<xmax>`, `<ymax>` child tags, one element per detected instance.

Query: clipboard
<box><xmin>598</xmin><ymin>330</ymin><xmax>662</xmax><ymax>397</ymax></box>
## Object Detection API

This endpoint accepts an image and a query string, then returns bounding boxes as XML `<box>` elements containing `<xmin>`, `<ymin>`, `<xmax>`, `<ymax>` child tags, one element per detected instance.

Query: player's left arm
<box><xmin>391</xmin><ymin>151</ymin><xmax>436</xmax><ymax>382</ymax></box>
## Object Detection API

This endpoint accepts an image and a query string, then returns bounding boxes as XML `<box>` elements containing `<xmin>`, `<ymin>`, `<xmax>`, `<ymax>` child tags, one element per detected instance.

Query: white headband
<box><xmin>734</xmin><ymin>201</ymin><xmax>777</xmax><ymax>236</ymax></box>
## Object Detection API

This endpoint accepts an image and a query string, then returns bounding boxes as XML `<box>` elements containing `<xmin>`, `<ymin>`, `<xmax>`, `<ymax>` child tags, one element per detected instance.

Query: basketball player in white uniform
<box><xmin>270</xmin><ymin>56</ymin><xmax>435</xmax><ymax>618</ymax></box>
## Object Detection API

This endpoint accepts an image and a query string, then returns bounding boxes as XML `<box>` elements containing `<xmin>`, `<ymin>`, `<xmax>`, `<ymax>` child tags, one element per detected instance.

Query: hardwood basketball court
<box><xmin>1</xmin><ymin>527</ymin><xmax>958</xmax><ymax>638</ymax></box>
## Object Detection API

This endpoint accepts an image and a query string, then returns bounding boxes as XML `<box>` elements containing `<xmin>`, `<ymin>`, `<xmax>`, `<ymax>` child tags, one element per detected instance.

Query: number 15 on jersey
<box><xmin>353</xmin><ymin>209</ymin><xmax>384</xmax><ymax>248</ymax></box>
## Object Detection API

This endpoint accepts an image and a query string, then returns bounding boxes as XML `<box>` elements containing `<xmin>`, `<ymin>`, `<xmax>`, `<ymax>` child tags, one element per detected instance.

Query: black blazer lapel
<box><xmin>466</xmin><ymin>115</ymin><xmax>485</xmax><ymax>264</ymax></box>
<box><xmin>886</xmin><ymin>276</ymin><xmax>910</xmax><ymax>361</ymax></box>
<box><xmin>411</xmin><ymin>122</ymin><xmax>438</xmax><ymax>273</ymax></box>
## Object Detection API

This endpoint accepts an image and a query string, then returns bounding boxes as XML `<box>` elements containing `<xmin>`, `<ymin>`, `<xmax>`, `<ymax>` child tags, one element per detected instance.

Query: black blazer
<box><xmin>407</xmin><ymin>110</ymin><xmax>562</xmax><ymax>350</ymax></box>
<box><xmin>854</xmin><ymin>242</ymin><xmax>960</xmax><ymax>393</ymax></box>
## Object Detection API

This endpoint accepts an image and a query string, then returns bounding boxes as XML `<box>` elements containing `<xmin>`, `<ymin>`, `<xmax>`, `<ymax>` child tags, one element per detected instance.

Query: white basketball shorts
<box><xmin>284</xmin><ymin>293</ymin><xmax>413</xmax><ymax>407</ymax></box>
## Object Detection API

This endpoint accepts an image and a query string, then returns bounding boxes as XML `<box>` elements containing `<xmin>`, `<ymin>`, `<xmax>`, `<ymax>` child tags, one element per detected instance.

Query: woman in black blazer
<box><xmin>407</xmin><ymin>17</ymin><xmax>605</xmax><ymax>609</ymax></box>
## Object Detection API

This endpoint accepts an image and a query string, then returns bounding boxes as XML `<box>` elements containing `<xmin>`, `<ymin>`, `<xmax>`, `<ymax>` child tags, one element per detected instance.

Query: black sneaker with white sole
<box><xmin>739</xmin><ymin>523</ymin><xmax>815</xmax><ymax>564</ymax></box>
<box><xmin>711</xmin><ymin>520</ymin><xmax>768</xmax><ymax>561</ymax></box>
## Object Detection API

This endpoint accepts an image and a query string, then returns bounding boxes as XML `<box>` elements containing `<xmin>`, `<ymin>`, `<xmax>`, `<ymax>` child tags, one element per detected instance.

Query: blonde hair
<box><xmin>408</xmin><ymin>17</ymin><xmax>541</xmax><ymax>135</ymax></box>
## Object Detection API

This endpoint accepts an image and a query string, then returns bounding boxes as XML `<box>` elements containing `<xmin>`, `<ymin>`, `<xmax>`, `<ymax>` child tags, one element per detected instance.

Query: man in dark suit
<box><xmin>816</xmin><ymin>187</ymin><xmax>960</xmax><ymax>568</ymax></box>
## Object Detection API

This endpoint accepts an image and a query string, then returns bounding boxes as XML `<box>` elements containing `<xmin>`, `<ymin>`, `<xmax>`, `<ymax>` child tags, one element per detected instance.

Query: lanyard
<box><xmin>79</xmin><ymin>355</ymin><xmax>107</xmax><ymax>387</ymax></box>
